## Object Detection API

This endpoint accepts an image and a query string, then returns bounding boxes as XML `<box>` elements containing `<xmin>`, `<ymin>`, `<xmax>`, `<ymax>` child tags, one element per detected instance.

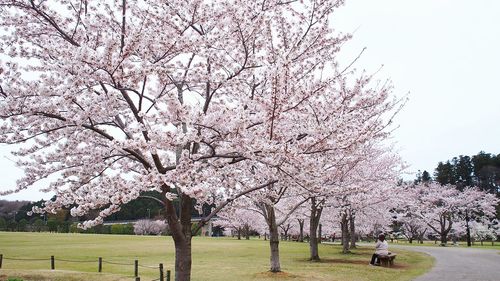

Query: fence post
<box><xmin>0</xmin><ymin>254</ymin><xmax>3</xmax><ymax>269</ymax></box>
<box><xmin>166</xmin><ymin>270</ymin><xmax>171</xmax><ymax>281</ymax></box>
<box><xmin>135</xmin><ymin>277</ymin><xmax>140</xmax><ymax>281</ymax></box>
<box><xmin>134</xmin><ymin>259</ymin><xmax>138</xmax><ymax>277</ymax></box>
<box><xmin>51</xmin><ymin>255</ymin><xmax>55</xmax><ymax>270</ymax></box>
<box><xmin>159</xmin><ymin>263</ymin><xmax>164</xmax><ymax>281</ymax></box>
<box><xmin>98</xmin><ymin>257</ymin><xmax>102</xmax><ymax>272</ymax></box>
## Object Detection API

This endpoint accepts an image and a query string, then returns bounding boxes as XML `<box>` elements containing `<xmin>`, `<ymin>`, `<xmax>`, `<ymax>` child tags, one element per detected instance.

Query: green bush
<box><xmin>111</xmin><ymin>223</ymin><xmax>134</xmax><ymax>235</ymax></box>
<box><xmin>7</xmin><ymin>278</ymin><xmax>24</xmax><ymax>281</ymax></box>
<box><xmin>69</xmin><ymin>222</ymin><xmax>81</xmax><ymax>233</ymax></box>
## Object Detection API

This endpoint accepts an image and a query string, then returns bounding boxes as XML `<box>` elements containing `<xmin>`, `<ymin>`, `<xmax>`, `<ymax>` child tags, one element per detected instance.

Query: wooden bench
<box><xmin>378</xmin><ymin>253</ymin><xmax>396</xmax><ymax>267</ymax></box>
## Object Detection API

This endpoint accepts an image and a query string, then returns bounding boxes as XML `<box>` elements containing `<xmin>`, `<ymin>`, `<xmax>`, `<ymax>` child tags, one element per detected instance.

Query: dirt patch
<box><xmin>314</xmin><ymin>258</ymin><xmax>410</xmax><ymax>269</ymax></box>
<box><xmin>318</xmin><ymin>258</ymin><xmax>369</xmax><ymax>265</ymax></box>
<box><xmin>385</xmin><ymin>263</ymin><xmax>409</xmax><ymax>269</ymax></box>
<box><xmin>254</xmin><ymin>271</ymin><xmax>301</xmax><ymax>279</ymax></box>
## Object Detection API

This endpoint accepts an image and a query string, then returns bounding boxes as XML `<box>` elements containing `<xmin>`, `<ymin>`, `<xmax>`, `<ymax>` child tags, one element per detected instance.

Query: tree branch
<box><xmin>192</xmin><ymin>179</ymin><xmax>278</xmax><ymax>234</ymax></box>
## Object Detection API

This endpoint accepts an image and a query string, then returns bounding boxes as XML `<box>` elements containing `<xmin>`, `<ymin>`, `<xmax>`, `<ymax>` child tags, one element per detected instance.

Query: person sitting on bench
<box><xmin>370</xmin><ymin>233</ymin><xmax>389</xmax><ymax>266</ymax></box>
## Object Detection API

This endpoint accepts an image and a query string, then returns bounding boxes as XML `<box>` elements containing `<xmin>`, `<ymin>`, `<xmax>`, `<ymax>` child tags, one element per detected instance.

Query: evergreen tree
<box><xmin>414</xmin><ymin>170</ymin><xmax>423</xmax><ymax>184</ymax></box>
<box><xmin>421</xmin><ymin>170</ymin><xmax>432</xmax><ymax>183</ymax></box>
<box><xmin>434</xmin><ymin>161</ymin><xmax>455</xmax><ymax>185</ymax></box>
<box><xmin>472</xmin><ymin>152</ymin><xmax>500</xmax><ymax>195</ymax></box>
<box><xmin>453</xmin><ymin>155</ymin><xmax>473</xmax><ymax>191</ymax></box>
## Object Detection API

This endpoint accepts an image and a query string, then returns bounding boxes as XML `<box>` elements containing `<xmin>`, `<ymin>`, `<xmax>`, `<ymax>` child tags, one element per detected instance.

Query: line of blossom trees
<box><xmin>215</xmin><ymin>180</ymin><xmax>499</xmax><ymax>272</ymax></box>
<box><xmin>395</xmin><ymin>182</ymin><xmax>499</xmax><ymax>246</ymax></box>
<box><xmin>405</xmin><ymin>151</ymin><xmax>500</xmax><ymax>246</ymax></box>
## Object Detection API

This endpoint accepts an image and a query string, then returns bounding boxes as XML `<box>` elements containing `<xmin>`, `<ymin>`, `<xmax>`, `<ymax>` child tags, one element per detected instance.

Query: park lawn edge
<box><xmin>0</xmin><ymin>232</ymin><xmax>434</xmax><ymax>281</ymax></box>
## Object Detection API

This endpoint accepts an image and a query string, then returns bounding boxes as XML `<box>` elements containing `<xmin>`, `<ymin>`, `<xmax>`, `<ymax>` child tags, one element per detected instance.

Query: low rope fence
<box><xmin>0</xmin><ymin>253</ymin><xmax>171</xmax><ymax>281</ymax></box>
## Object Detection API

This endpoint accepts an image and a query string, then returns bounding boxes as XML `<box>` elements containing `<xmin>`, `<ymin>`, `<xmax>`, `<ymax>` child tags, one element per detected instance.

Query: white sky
<box><xmin>1</xmin><ymin>0</ymin><xmax>499</xmax><ymax>201</ymax></box>
<box><xmin>334</xmin><ymin>0</ymin><xmax>500</xmax><ymax>178</ymax></box>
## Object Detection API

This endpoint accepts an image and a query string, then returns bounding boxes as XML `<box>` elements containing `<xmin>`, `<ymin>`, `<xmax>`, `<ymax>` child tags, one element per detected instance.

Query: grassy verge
<box><xmin>386</xmin><ymin>239</ymin><xmax>500</xmax><ymax>250</ymax></box>
<box><xmin>0</xmin><ymin>232</ymin><xmax>433</xmax><ymax>281</ymax></box>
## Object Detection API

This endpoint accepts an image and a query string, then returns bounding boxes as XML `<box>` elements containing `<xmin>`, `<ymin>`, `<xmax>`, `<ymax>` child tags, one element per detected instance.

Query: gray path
<box><xmin>393</xmin><ymin>245</ymin><xmax>500</xmax><ymax>281</ymax></box>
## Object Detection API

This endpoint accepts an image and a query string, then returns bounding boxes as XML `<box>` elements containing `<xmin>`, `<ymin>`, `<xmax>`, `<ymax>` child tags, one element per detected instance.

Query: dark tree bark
<box><xmin>465</xmin><ymin>210</ymin><xmax>472</xmax><ymax>247</ymax></box>
<box><xmin>340</xmin><ymin>213</ymin><xmax>350</xmax><ymax>254</ymax></box>
<box><xmin>279</xmin><ymin>223</ymin><xmax>291</xmax><ymax>241</ymax></box>
<box><xmin>265</xmin><ymin>204</ymin><xmax>281</xmax><ymax>272</ymax></box>
<box><xmin>163</xmin><ymin>192</ymin><xmax>193</xmax><ymax>281</ymax></box>
<box><xmin>318</xmin><ymin>223</ymin><xmax>322</xmax><ymax>244</ymax></box>
<box><xmin>309</xmin><ymin>197</ymin><xmax>323</xmax><ymax>261</ymax></box>
<box><xmin>244</xmin><ymin>224</ymin><xmax>250</xmax><ymax>240</ymax></box>
<box><xmin>349</xmin><ymin>212</ymin><xmax>356</xmax><ymax>249</ymax></box>
<box><xmin>298</xmin><ymin>219</ymin><xmax>304</xmax><ymax>242</ymax></box>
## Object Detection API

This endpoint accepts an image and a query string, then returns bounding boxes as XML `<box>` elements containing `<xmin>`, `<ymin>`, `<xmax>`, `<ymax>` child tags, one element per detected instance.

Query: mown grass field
<box><xmin>387</xmin><ymin>239</ymin><xmax>500</xmax><ymax>250</ymax></box>
<box><xmin>0</xmin><ymin>232</ymin><xmax>433</xmax><ymax>281</ymax></box>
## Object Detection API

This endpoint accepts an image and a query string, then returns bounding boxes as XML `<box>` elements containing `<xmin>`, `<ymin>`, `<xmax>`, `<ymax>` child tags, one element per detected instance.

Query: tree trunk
<box><xmin>164</xmin><ymin>193</ymin><xmax>193</xmax><ymax>281</ymax></box>
<box><xmin>237</xmin><ymin>228</ymin><xmax>241</xmax><ymax>240</ymax></box>
<box><xmin>318</xmin><ymin>223</ymin><xmax>322</xmax><ymax>244</ymax></box>
<box><xmin>409</xmin><ymin>238</ymin><xmax>413</xmax><ymax>244</ymax></box>
<box><xmin>465</xmin><ymin>210</ymin><xmax>472</xmax><ymax>247</ymax></box>
<box><xmin>309</xmin><ymin>197</ymin><xmax>322</xmax><ymax>261</ymax></box>
<box><xmin>341</xmin><ymin>213</ymin><xmax>350</xmax><ymax>254</ymax></box>
<box><xmin>298</xmin><ymin>219</ymin><xmax>304</xmax><ymax>242</ymax></box>
<box><xmin>440</xmin><ymin>234</ymin><xmax>448</xmax><ymax>245</ymax></box>
<box><xmin>439</xmin><ymin>216</ymin><xmax>452</xmax><ymax>246</ymax></box>
<box><xmin>245</xmin><ymin>225</ymin><xmax>250</xmax><ymax>240</ymax></box>
<box><xmin>349</xmin><ymin>212</ymin><xmax>356</xmax><ymax>249</ymax></box>
<box><xmin>265</xmin><ymin>204</ymin><xmax>281</xmax><ymax>272</ymax></box>
<box><xmin>174</xmin><ymin>238</ymin><xmax>192</xmax><ymax>281</ymax></box>
<box><xmin>283</xmin><ymin>229</ymin><xmax>288</xmax><ymax>241</ymax></box>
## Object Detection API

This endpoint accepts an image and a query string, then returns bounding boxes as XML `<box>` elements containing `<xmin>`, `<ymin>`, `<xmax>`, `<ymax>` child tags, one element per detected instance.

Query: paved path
<box><xmin>393</xmin><ymin>245</ymin><xmax>500</xmax><ymax>281</ymax></box>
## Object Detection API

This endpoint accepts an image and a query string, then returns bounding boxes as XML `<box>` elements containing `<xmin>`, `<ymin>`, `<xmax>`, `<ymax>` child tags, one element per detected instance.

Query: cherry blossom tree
<box><xmin>322</xmin><ymin>146</ymin><xmax>402</xmax><ymax>254</ymax></box>
<box><xmin>246</xmin><ymin>182</ymin><xmax>310</xmax><ymax>272</ymax></box>
<box><xmin>396</xmin><ymin>213</ymin><xmax>428</xmax><ymax>244</ymax></box>
<box><xmin>469</xmin><ymin>221</ymin><xmax>497</xmax><ymax>245</ymax></box>
<box><xmin>459</xmin><ymin>187</ymin><xmax>499</xmax><ymax>246</ymax></box>
<box><xmin>134</xmin><ymin>219</ymin><xmax>168</xmax><ymax>235</ymax></box>
<box><xmin>401</xmin><ymin>183</ymin><xmax>498</xmax><ymax>245</ymax></box>
<box><xmin>0</xmin><ymin>0</ymin><xmax>402</xmax><ymax>280</ymax></box>
<box><xmin>213</xmin><ymin>205</ymin><xmax>262</xmax><ymax>240</ymax></box>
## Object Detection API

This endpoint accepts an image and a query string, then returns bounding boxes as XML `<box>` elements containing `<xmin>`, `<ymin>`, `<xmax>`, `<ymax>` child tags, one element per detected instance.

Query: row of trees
<box><xmin>396</xmin><ymin>183</ymin><xmax>498</xmax><ymax>246</ymax></box>
<box><xmin>0</xmin><ymin>216</ymin><xmax>136</xmax><ymax>234</ymax></box>
<box><xmin>2</xmin><ymin>192</ymin><xmax>167</xmax><ymax>223</ymax></box>
<box><xmin>215</xmin><ymin>181</ymin><xmax>499</xmax><ymax>267</ymax></box>
<box><xmin>432</xmin><ymin>152</ymin><xmax>500</xmax><ymax>195</ymax></box>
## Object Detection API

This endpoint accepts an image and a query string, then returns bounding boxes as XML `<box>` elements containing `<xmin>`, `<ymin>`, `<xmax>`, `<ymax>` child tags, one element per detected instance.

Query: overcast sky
<box><xmin>334</xmin><ymin>0</ymin><xmax>500</xmax><ymax>177</ymax></box>
<box><xmin>1</xmin><ymin>0</ymin><xmax>499</xmax><ymax>201</ymax></box>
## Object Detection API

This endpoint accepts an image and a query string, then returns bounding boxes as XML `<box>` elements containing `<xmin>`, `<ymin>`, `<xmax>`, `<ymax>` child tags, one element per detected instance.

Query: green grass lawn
<box><xmin>0</xmin><ymin>232</ymin><xmax>433</xmax><ymax>281</ymax></box>
<box><xmin>387</xmin><ymin>239</ymin><xmax>500</xmax><ymax>250</ymax></box>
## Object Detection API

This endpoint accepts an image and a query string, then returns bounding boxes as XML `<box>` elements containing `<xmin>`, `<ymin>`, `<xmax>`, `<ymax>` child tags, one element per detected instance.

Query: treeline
<box><xmin>0</xmin><ymin>216</ymin><xmax>136</xmax><ymax>235</ymax></box>
<box><xmin>0</xmin><ymin>191</ymin><xmax>211</xmax><ymax>234</ymax></box>
<box><xmin>415</xmin><ymin>151</ymin><xmax>499</xmax><ymax>193</ymax></box>
<box><xmin>415</xmin><ymin>151</ymin><xmax>500</xmax><ymax>217</ymax></box>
